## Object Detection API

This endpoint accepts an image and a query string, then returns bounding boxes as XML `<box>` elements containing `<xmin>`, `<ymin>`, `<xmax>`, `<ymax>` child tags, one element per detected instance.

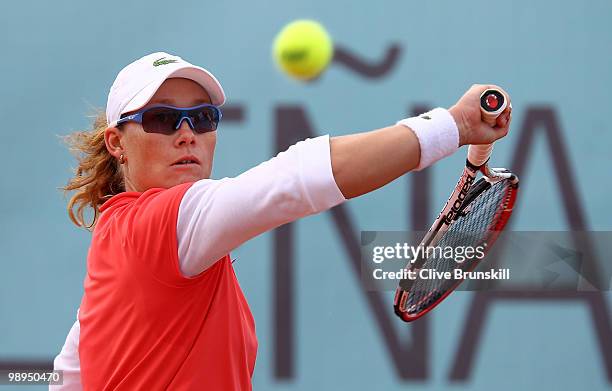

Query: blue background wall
<box><xmin>0</xmin><ymin>1</ymin><xmax>611</xmax><ymax>390</ymax></box>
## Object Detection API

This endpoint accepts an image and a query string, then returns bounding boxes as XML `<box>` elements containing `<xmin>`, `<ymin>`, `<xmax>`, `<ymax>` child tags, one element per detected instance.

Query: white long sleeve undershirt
<box><xmin>177</xmin><ymin>135</ymin><xmax>346</xmax><ymax>277</ymax></box>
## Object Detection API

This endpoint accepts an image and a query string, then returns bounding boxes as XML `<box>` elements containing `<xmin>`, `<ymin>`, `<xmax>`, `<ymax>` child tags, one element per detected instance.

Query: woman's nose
<box><xmin>175</xmin><ymin>118</ymin><xmax>196</xmax><ymax>145</ymax></box>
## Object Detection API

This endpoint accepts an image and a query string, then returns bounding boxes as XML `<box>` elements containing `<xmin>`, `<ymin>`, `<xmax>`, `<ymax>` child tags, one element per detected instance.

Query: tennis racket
<box><xmin>393</xmin><ymin>88</ymin><xmax>519</xmax><ymax>322</ymax></box>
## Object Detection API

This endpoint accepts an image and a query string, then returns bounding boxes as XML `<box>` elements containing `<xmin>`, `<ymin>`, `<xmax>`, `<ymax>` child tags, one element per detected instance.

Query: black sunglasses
<box><xmin>115</xmin><ymin>103</ymin><xmax>222</xmax><ymax>135</ymax></box>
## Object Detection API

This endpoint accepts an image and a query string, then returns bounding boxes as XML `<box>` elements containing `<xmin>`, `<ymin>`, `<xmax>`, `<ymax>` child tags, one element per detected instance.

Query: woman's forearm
<box><xmin>328</xmin><ymin>83</ymin><xmax>516</xmax><ymax>200</ymax></box>
<box><xmin>330</xmin><ymin>124</ymin><xmax>421</xmax><ymax>199</ymax></box>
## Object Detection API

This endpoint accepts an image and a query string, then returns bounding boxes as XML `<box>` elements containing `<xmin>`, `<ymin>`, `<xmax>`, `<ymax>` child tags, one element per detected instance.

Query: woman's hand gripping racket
<box><xmin>393</xmin><ymin>88</ymin><xmax>519</xmax><ymax>322</ymax></box>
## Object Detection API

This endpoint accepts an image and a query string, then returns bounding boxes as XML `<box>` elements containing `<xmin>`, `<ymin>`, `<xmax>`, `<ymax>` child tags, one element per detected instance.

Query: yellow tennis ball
<box><xmin>272</xmin><ymin>20</ymin><xmax>334</xmax><ymax>81</ymax></box>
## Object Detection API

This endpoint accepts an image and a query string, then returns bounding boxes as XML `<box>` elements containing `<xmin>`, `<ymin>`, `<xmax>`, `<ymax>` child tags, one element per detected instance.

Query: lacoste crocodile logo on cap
<box><xmin>420</xmin><ymin>114</ymin><xmax>432</xmax><ymax>120</ymax></box>
<box><xmin>153</xmin><ymin>57</ymin><xmax>179</xmax><ymax>67</ymax></box>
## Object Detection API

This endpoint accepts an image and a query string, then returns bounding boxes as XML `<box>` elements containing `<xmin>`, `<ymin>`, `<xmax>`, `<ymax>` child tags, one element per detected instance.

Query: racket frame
<box><xmin>393</xmin><ymin>160</ymin><xmax>518</xmax><ymax>322</ymax></box>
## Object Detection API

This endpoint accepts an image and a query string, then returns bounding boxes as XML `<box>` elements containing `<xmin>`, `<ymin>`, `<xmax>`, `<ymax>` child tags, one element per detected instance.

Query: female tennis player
<box><xmin>51</xmin><ymin>52</ymin><xmax>511</xmax><ymax>390</ymax></box>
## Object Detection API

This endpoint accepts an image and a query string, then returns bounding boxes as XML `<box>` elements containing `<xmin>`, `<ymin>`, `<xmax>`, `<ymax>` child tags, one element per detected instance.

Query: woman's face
<box><xmin>105</xmin><ymin>78</ymin><xmax>217</xmax><ymax>192</ymax></box>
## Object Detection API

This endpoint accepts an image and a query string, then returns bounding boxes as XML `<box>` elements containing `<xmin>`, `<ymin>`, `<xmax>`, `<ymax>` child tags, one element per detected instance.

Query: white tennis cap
<box><xmin>106</xmin><ymin>51</ymin><xmax>226</xmax><ymax>127</ymax></box>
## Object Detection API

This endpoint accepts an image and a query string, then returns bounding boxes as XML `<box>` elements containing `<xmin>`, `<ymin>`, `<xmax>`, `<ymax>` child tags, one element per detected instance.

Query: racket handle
<box><xmin>467</xmin><ymin>88</ymin><xmax>508</xmax><ymax>167</ymax></box>
<box><xmin>467</xmin><ymin>143</ymin><xmax>494</xmax><ymax>167</ymax></box>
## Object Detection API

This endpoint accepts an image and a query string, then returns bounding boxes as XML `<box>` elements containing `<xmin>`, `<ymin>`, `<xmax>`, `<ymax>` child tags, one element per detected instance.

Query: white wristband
<box><xmin>396</xmin><ymin>108</ymin><xmax>459</xmax><ymax>171</ymax></box>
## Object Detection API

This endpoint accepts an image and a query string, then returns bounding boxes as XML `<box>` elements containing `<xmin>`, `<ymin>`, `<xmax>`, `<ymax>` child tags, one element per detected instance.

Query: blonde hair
<box><xmin>62</xmin><ymin>110</ymin><xmax>125</xmax><ymax>230</ymax></box>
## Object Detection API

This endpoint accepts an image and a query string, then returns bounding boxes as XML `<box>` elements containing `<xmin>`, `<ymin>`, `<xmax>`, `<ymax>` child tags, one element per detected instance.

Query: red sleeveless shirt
<box><xmin>79</xmin><ymin>183</ymin><xmax>257</xmax><ymax>390</ymax></box>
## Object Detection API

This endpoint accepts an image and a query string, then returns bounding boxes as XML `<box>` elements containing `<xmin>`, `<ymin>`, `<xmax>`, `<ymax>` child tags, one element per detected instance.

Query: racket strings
<box><xmin>405</xmin><ymin>179</ymin><xmax>512</xmax><ymax>315</ymax></box>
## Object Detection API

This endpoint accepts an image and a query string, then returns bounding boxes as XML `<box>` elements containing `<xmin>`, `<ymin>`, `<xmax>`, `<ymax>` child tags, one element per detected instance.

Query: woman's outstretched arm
<box><xmin>177</xmin><ymin>84</ymin><xmax>512</xmax><ymax>277</ymax></box>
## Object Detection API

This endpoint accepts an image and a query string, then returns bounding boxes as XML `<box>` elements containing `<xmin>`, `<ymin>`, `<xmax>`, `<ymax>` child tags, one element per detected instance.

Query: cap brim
<box><xmin>122</xmin><ymin>65</ymin><xmax>226</xmax><ymax>115</ymax></box>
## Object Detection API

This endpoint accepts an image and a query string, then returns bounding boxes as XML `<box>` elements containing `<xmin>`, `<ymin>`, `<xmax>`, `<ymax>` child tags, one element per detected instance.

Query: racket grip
<box><xmin>467</xmin><ymin>89</ymin><xmax>508</xmax><ymax>167</ymax></box>
<box><xmin>467</xmin><ymin>144</ymin><xmax>494</xmax><ymax>167</ymax></box>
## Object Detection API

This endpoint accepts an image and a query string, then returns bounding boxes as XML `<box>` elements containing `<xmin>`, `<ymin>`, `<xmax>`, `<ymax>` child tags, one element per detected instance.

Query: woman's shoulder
<box><xmin>101</xmin><ymin>182</ymin><xmax>194</xmax><ymax>211</ymax></box>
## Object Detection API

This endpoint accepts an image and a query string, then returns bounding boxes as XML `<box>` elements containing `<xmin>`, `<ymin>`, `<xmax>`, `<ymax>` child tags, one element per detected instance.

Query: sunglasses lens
<box><xmin>190</xmin><ymin>106</ymin><xmax>220</xmax><ymax>133</ymax></box>
<box><xmin>140</xmin><ymin>105</ymin><xmax>220</xmax><ymax>134</ymax></box>
<box><xmin>142</xmin><ymin>108</ymin><xmax>181</xmax><ymax>134</ymax></box>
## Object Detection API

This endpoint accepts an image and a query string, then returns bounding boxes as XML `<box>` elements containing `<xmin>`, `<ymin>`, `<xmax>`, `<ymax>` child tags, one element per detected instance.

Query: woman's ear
<box><xmin>104</xmin><ymin>126</ymin><xmax>124</xmax><ymax>159</ymax></box>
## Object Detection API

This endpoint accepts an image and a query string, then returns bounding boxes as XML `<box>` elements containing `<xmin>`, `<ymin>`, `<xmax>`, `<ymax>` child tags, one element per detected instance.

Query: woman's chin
<box><xmin>168</xmin><ymin>170</ymin><xmax>207</xmax><ymax>186</ymax></box>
